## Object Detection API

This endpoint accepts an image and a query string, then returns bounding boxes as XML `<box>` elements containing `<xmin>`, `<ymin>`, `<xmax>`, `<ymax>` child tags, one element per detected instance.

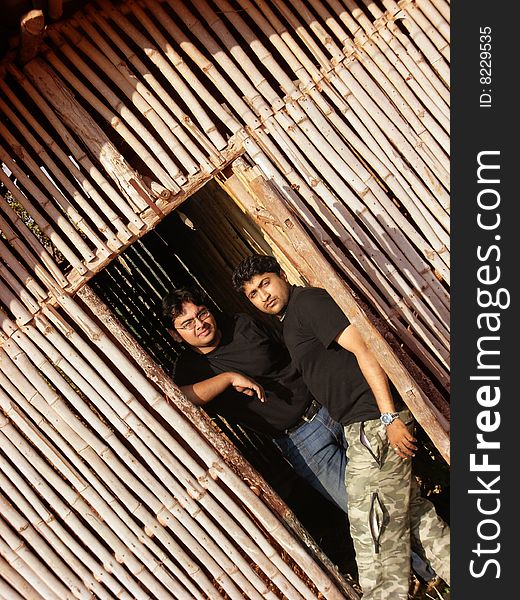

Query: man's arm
<box><xmin>335</xmin><ymin>325</ymin><xmax>417</xmax><ymax>458</ymax></box>
<box><xmin>180</xmin><ymin>372</ymin><xmax>265</xmax><ymax>406</ymax></box>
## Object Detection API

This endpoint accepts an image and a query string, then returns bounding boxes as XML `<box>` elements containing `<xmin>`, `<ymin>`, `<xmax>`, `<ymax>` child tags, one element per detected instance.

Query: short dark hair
<box><xmin>161</xmin><ymin>286</ymin><xmax>207</xmax><ymax>328</ymax></box>
<box><xmin>232</xmin><ymin>254</ymin><xmax>281</xmax><ymax>292</ymax></box>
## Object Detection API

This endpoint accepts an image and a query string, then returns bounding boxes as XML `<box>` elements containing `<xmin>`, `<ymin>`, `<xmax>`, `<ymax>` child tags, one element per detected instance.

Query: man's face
<box><xmin>170</xmin><ymin>301</ymin><xmax>220</xmax><ymax>352</ymax></box>
<box><xmin>242</xmin><ymin>271</ymin><xmax>291</xmax><ymax>316</ymax></box>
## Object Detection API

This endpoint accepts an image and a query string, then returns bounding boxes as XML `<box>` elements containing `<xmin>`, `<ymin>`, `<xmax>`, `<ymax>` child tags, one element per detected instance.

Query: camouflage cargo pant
<box><xmin>344</xmin><ymin>409</ymin><xmax>450</xmax><ymax>599</ymax></box>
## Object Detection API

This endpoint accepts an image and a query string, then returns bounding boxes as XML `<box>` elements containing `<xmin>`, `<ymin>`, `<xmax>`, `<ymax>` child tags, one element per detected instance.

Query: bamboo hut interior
<box><xmin>0</xmin><ymin>0</ymin><xmax>450</xmax><ymax>597</ymax></box>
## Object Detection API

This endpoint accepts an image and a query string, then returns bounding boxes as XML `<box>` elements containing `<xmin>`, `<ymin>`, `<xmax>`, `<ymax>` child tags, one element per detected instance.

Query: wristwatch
<box><xmin>380</xmin><ymin>412</ymin><xmax>400</xmax><ymax>426</ymax></box>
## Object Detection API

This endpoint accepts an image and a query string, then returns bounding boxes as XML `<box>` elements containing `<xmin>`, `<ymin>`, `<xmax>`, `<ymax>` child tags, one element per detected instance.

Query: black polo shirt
<box><xmin>173</xmin><ymin>313</ymin><xmax>313</xmax><ymax>436</ymax></box>
<box><xmin>282</xmin><ymin>286</ymin><xmax>402</xmax><ymax>425</ymax></box>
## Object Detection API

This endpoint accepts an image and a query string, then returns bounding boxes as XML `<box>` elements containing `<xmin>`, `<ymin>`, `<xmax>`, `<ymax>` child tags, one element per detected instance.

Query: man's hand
<box><xmin>228</xmin><ymin>372</ymin><xmax>266</xmax><ymax>402</ymax></box>
<box><xmin>386</xmin><ymin>418</ymin><xmax>417</xmax><ymax>459</ymax></box>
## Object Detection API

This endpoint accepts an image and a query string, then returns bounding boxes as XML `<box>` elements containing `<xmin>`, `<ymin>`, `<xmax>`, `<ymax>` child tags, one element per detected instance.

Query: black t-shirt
<box><xmin>173</xmin><ymin>313</ymin><xmax>314</xmax><ymax>436</ymax></box>
<box><xmin>282</xmin><ymin>286</ymin><xmax>402</xmax><ymax>425</ymax></box>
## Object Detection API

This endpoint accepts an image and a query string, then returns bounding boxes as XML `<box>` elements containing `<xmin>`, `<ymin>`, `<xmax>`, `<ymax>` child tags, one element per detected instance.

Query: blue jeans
<box><xmin>273</xmin><ymin>405</ymin><xmax>348</xmax><ymax>509</ymax></box>
<box><xmin>273</xmin><ymin>405</ymin><xmax>436</xmax><ymax>582</ymax></box>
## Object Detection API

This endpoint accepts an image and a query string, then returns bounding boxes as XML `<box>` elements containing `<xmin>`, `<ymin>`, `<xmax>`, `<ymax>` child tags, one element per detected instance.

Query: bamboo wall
<box><xmin>0</xmin><ymin>0</ymin><xmax>449</xmax><ymax>597</ymax></box>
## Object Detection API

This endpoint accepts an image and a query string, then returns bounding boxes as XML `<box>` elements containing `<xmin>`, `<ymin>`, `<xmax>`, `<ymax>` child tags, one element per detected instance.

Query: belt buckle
<box><xmin>283</xmin><ymin>400</ymin><xmax>318</xmax><ymax>435</ymax></box>
<box><xmin>302</xmin><ymin>399</ymin><xmax>318</xmax><ymax>423</ymax></box>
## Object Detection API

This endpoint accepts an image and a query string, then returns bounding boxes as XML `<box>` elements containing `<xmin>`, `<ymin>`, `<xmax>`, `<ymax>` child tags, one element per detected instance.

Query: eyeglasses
<box><xmin>175</xmin><ymin>309</ymin><xmax>211</xmax><ymax>331</ymax></box>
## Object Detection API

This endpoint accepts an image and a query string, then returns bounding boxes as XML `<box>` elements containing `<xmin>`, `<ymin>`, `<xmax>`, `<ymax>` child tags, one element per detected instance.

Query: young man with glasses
<box><xmin>162</xmin><ymin>285</ymin><xmax>440</xmax><ymax>590</ymax></box>
<box><xmin>162</xmin><ymin>285</ymin><xmax>348</xmax><ymax>508</ymax></box>
<box><xmin>232</xmin><ymin>254</ymin><xmax>450</xmax><ymax>600</ymax></box>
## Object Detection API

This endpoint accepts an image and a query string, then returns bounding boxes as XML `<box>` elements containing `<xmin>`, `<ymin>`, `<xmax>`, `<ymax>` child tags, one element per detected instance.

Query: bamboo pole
<box><xmin>0</xmin><ymin>467</ymin><xmax>131</xmax><ymax>599</ymax></box>
<box><xmin>0</xmin><ymin>513</ymin><xmax>73</xmax><ymax>600</ymax></box>
<box><xmin>0</xmin><ymin>498</ymin><xmax>92</xmax><ymax>600</ymax></box>
<box><xmin>229</xmin><ymin>0</ymin><xmax>450</xmax><ymax>247</ymax></box>
<box><xmin>362</xmin><ymin>0</ymin><xmax>449</xmax><ymax>89</ymax></box>
<box><xmin>0</xmin><ymin>138</ymin><xmax>98</xmax><ymax>263</ymax></box>
<box><xmin>0</xmin><ymin>165</ymin><xmax>90</xmax><ymax>275</ymax></box>
<box><xmin>0</xmin><ymin>479</ymin><xmax>117</xmax><ymax>600</ymax></box>
<box><xmin>429</xmin><ymin>0</ymin><xmax>450</xmax><ymax>22</ymax></box>
<box><xmin>188</xmin><ymin>3</ymin><xmax>445</xmax><ymax>272</ymax></box>
<box><xmin>0</xmin><ymin>555</ymin><xmax>47</xmax><ymax>600</ymax></box>
<box><xmin>18</xmin><ymin>10</ymin><xmax>45</xmax><ymax>66</ymax></box>
<box><xmin>299</xmin><ymin>0</ymin><xmax>450</xmax><ymax>145</ymax></box>
<box><xmin>211</xmin><ymin>0</ymin><xmax>301</xmax><ymax>100</ymax></box>
<box><xmin>234</xmin><ymin>0</ymin><xmax>450</xmax><ymax>225</ymax></box>
<box><xmin>329</xmin><ymin>61</ymin><xmax>450</xmax><ymax>197</ymax></box>
<box><xmin>37</xmin><ymin>38</ymin><xmax>179</xmax><ymax>201</ymax></box>
<box><xmin>342</xmin><ymin>0</ymin><xmax>449</xmax><ymax>109</ymax></box>
<box><xmin>24</xmin><ymin>55</ymin><xmax>177</xmax><ymax>205</ymax></box>
<box><xmin>293</xmin><ymin>95</ymin><xmax>450</xmax><ymax>256</ymax></box>
<box><xmin>0</xmin><ymin>195</ymin><xmax>69</xmax><ymax>289</ymax></box>
<box><xmin>340</xmin><ymin>39</ymin><xmax>449</xmax><ymax>154</ymax></box>
<box><xmin>271</xmin><ymin>0</ymin><xmax>332</xmax><ymax>71</ymax></box>
<box><xmin>289</xmin><ymin>65</ymin><xmax>450</xmax><ymax>224</ymax></box>
<box><xmin>386</xmin><ymin>0</ymin><xmax>450</xmax><ymax>55</ymax></box>
<box><xmin>277</xmin><ymin>101</ymin><xmax>450</xmax><ymax>284</ymax></box>
<box><xmin>0</xmin><ymin>534</ymin><xmax>61</xmax><ymax>600</ymax></box>
<box><xmin>128</xmin><ymin>241</ymin><xmax>171</xmax><ymax>298</ymax></box>
<box><xmin>231</xmin><ymin>157</ymin><xmax>450</xmax><ymax>457</ymax></box>
<box><xmin>352</xmin><ymin>25</ymin><xmax>450</xmax><ymax>128</ymax></box>
<box><xmin>5</xmin><ymin>65</ymin><xmax>136</xmax><ymax>243</ymax></box>
<box><xmin>281</xmin><ymin>0</ymin><xmax>449</xmax><ymax>172</ymax></box>
<box><xmin>0</xmin><ymin>239</ymin><xmax>48</xmax><ymax>302</ymax></box>
<box><xmin>231</xmin><ymin>0</ymin><xmax>326</xmax><ymax>96</ymax></box>
<box><xmin>180</xmin><ymin>0</ymin><xmax>285</xmax><ymax>111</ymax></box>
<box><xmin>0</xmin><ymin>260</ymin><xmax>40</xmax><ymax>315</ymax></box>
<box><xmin>57</xmin><ymin>20</ymin><xmax>198</xmax><ymax>180</ymax></box>
<box><xmin>377</xmin><ymin>0</ymin><xmax>450</xmax><ymax>71</ymax></box>
<box><xmin>285</xmin><ymin>0</ymin><xmax>449</xmax><ymax>135</ymax></box>
<box><xmin>139</xmin><ymin>0</ymin><xmax>262</xmax><ymax>130</ymax></box>
<box><xmin>416</xmin><ymin>0</ymin><xmax>450</xmax><ymax>43</ymax></box>
<box><xmin>0</xmin><ymin>93</ymin><xmax>116</xmax><ymax>255</ymax></box>
<box><xmin>0</xmin><ymin>380</ymin><xmax>238</xmax><ymax>600</ymax></box>
<box><xmin>0</xmin><ymin>578</ymin><xmax>27</xmax><ymax>600</ymax></box>
<box><xmin>82</xmin><ymin>6</ymin><xmax>220</xmax><ymax>172</ymax></box>
<box><xmin>0</xmin><ymin>360</ymin><xmax>269</xmax><ymax>600</ymax></box>
<box><xmin>0</xmin><ymin>363</ymin><xmax>189</xmax><ymax>599</ymax></box>
<box><xmin>316</xmin><ymin>76</ymin><xmax>449</xmax><ymax>227</ymax></box>
<box><xmin>95</xmin><ymin>0</ymin><xmax>233</xmax><ymax>147</ymax></box>
<box><xmin>22</xmin><ymin>57</ymin><xmax>154</xmax><ymax>221</ymax></box>
<box><xmin>0</xmin><ymin>424</ymin><xmax>152</xmax><ymax>599</ymax></box>
<box><xmin>0</xmin><ymin>410</ymin><xmax>174</xmax><ymax>600</ymax></box>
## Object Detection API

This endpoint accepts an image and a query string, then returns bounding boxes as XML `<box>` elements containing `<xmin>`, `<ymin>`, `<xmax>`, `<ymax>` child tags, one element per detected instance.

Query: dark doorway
<box><xmin>89</xmin><ymin>178</ymin><xmax>358</xmax><ymax>579</ymax></box>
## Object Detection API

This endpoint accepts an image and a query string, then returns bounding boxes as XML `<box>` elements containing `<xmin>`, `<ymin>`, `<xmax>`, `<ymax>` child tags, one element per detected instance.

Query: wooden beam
<box><xmin>226</xmin><ymin>158</ymin><xmax>450</xmax><ymax>465</ymax></box>
<box><xmin>24</xmin><ymin>58</ymin><xmax>156</xmax><ymax>215</ymax></box>
<box><xmin>18</xmin><ymin>9</ymin><xmax>45</xmax><ymax>65</ymax></box>
<box><xmin>48</xmin><ymin>0</ymin><xmax>63</xmax><ymax>21</ymax></box>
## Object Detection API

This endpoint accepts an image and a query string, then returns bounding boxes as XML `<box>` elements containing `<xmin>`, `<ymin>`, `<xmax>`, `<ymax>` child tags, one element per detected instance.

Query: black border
<box><xmin>451</xmin><ymin>1</ymin><xmax>515</xmax><ymax>596</ymax></box>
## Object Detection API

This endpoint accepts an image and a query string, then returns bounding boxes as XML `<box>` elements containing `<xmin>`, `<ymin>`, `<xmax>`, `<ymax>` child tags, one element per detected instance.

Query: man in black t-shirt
<box><xmin>161</xmin><ymin>286</ymin><xmax>349</xmax><ymax>508</ymax></box>
<box><xmin>232</xmin><ymin>254</ymin><xmax>450</xmax><ymax>600</ymax></box>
